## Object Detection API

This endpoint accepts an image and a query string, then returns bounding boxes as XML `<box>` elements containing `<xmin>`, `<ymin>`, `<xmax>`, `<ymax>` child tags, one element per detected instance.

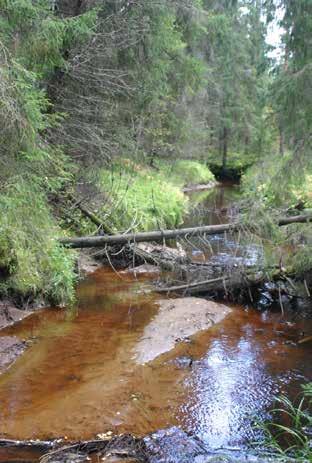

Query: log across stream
<box><xmin>0</xmin><ymin>184</ymin><xmax>311</xmax><ymax>462</ymax></box>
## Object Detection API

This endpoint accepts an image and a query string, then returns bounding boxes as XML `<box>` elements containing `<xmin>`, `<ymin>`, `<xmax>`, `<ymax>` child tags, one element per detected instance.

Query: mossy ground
<box><xmin>156</xmin><ymin>159</ymin><xmax>215</xmax><ymax>187</ymax></box>
<box><xmin>94</xmin><ymin>158</ymin><xmax>215</xmax><ymax>233</ymax></box>
<box><xmin>206</xmin><ymin>151</ymin><xmax>257</xmax><ymax>179</ymax></box>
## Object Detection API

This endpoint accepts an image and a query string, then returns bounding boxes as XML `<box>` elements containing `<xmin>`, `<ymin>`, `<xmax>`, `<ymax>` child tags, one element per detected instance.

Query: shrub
<box><xmin>0</xmin><ymin>180</ymin><xmax>76</xmax><ymax>305</ymax></box>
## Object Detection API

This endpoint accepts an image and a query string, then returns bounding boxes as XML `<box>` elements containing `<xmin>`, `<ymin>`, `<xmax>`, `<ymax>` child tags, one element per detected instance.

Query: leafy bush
<box><xmin>242</xmin><ymin>154</ymin><xmax>312</xmax><ymax>209</ymax></box>
<box><xmin>207</xmin><ymin>150</ymin><xmax>258</xmax><ymax>171</ymax></box>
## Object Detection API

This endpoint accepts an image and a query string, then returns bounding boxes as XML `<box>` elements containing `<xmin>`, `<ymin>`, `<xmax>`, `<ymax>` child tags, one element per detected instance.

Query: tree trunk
<box><xmin>60</xmin><ymin>214</ymin><xmax>312</xmax><ymax>248</ymax></box>
<box><xmin>279</xmin><ymin>125</ymin><xmax>284</xmax><ymax>156</ymax></box>
<box><xmin>222</xmin><ymin>126</ymin><xmax>228</xmax><ymax>170</ymax></box>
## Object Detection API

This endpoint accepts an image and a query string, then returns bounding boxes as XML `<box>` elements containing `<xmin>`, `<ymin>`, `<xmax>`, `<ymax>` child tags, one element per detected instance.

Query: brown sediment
<box><xmin>77</xmin><ymin>250</ymin><xmax>103</xmax><ymax>276</ymax></box>
<box><xmin>0</xmin><ymin>301</ymin><xmax>32</xmax><ymax>330</ymax></box>
<box><xmin>0</xmin><ymin>267</ymin><xmax>309</xmax><ymax>445</ymax></box>
<box><xmin>0</xmin><ymin>301</ymin><xmax>33</xmax><ymax>372</ymax></box>
<box><xmin>0</xmin><ymin>336</ymin><xmax>27</xmax><ymax>373</ymax></box>
<box><xmin>134</xmin><ymin>297</ymin><xmax>231</xmax><ymax>364</ymax></box>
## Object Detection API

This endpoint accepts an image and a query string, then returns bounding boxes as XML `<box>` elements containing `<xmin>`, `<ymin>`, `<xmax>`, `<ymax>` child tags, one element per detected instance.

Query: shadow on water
<box><xmin>0</xmin><ymin>184</ymin><xmax>310</xmax><ymax>461</ymax></box>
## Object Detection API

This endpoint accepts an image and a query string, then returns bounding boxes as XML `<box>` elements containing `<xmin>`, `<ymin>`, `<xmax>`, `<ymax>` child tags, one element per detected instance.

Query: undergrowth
<box><xmin>242</xmin><ymin>154</ymin><xmax>312</xmax><ymax>209</ymax></box>
<box><xmin>207</xmin><ymin>150</ymin><xmax>258</xmax><ymax>171</ymax></box>
<box><xmin>97</xmin><ymin>159</ymin><xmax>189</xmax><ymax>232</ymax></box>
<box><xmin>0</xmin><ymin>181</ymin><xmax>76</xmax><ymax>305</ymax></box>
<box><xmin>155</xmin><ymin>159</ymin><xmax>215</xmax><ymax>187</ymax></box>
<box><xmin>258</xmin><ymin>383</ymin><xmax>312</xmax><ymax>462</ymax></box>
<box><xmin>0</xmin><ymin>0</ymin><xmax>95</xmax><ymax>306</ymax></box>
<box><xmin>241</xmin><ymin>154</ymin><xmax>312</xmax><ymax>276</ymax></box>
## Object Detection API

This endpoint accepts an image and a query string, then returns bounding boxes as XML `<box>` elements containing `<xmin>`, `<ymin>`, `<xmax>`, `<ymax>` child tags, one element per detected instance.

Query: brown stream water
<box><xmin>0</xmin><ymin>185</ymin><xmax>311</xmax><ymax>461</ymax></box>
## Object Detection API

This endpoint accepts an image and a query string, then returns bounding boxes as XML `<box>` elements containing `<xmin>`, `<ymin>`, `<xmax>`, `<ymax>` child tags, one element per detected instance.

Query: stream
<box><xmin>0</xmin><ymin>184</ymin><xmax>311</xmax><ymax>462</ymax></box>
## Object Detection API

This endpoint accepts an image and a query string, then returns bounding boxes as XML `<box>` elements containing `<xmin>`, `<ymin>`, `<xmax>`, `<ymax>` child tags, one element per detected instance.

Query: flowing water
<box><xmin>0</xmin><ymin>184</ymin><xmax>311</xmax><ymax>461</ymax></box>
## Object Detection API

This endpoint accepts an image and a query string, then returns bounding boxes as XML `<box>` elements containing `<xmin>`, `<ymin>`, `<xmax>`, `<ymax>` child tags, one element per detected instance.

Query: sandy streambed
<box><xmin>134</xmin><ymin>297</ymin><xmax>231</xmax><ymax>364</ymax></box>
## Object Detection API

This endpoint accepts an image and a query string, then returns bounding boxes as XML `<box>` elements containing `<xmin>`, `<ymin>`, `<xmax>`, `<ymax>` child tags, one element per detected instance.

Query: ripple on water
<box><xmin>0</xmin><ymin>263</ymin><xmax>310</xmax><ymax>449</ymax></box>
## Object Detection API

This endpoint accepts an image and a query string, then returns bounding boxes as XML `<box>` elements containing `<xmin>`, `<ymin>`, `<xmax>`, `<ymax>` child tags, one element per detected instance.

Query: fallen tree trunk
<box><xmin>68</xmin><ymin>194</ymin><xmax>114</xmax><ymax>235</ymax></box>
<box><xmin>61</xmin><ymin>223</ymin><xmax>237</xmax><ymax>248</ymax></box>
<box><xmin>155</xmin><ymin>272</ymin><xmax>265</xmax><ymax>295</ymax></box>
<box><xmin>60</xmin><ymin>214</ymin><xmax>312</xmax><ymax>248</ymax></box>
<box><xmin>277</xmin><ymin>214</ymin><xmax>312</xmax><ymax>226</ymax></box>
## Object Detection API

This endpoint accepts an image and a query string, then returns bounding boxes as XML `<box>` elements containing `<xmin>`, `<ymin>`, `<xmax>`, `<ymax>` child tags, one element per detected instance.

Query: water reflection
<box><xmin>0</xmin><ymin>269</ymin><xmax>310</xmax><ymax>444</ymax></box>
<box><xmin>181</xmin><ymin>336</ymin><xmax>275</xmax><ymax>448</ymax></box>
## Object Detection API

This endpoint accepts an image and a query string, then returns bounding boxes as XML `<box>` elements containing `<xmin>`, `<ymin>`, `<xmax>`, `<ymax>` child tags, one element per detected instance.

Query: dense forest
<box><xmin>0</xmin><ymin>1</ymin><xmax>311</xmax><ymax>460</ymax></box>
<box><xmin>0</xmin><ymin>0</ymin><xmax>311</xmax><ymax>305</ymax></box>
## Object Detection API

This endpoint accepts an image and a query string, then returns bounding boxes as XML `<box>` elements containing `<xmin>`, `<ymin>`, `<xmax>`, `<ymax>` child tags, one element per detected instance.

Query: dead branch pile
<box><xmin>40</xmin><ymin>434</ymin><xmax>149</xmax><ymax>463</ymax></box>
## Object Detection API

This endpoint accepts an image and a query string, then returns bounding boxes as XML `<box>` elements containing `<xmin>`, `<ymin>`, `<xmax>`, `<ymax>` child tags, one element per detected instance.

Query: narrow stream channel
<box><xmin>0</xmin><ymin>184</ymin><xmax>311</xmax><ymax>462</ymax></box>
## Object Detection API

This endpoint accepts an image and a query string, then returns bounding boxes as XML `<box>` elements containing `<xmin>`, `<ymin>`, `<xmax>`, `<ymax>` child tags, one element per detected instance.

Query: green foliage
<box><xmin>0</xmin><ymin>0</ymin><xmax>96</xmax><ymax>305</ymax></box>
<box><xmin>0</xmin><ymin>181</ymin><xmax>76</xmax><ymax>304</ymax></box>
<box><xmin>1</xmin><ymin>0</ymin><xmax>308</xmax><ymax>305</ymax></box>
<box><xmin>156</xmin><ymin>159</ymin><xmax>215</xmax><ymax>186</ymax></box>
<box><xmin>272</xmin><ymin>0</ymin><xmax>312</xmax><ymax>154</ymax></box>
<box><xmin>207</xmin><ymin>150</ymin><xmax>258</xmax><ymax>171</ymax></box>
<box><xmin>291</xmin><ymin>243</ymin><xmax>312</xmax><ymax>276</ymax></box>
<box><xmin>97</xmin><ymin>160</ymin><xmax>188</xmax><ymax>232</ymax></box>
<box><xmin>199</xmin><ymin>0</ymin><xmax>271</xmax><ymax>167</ymax></box>
<box><xmin>242</xmin><ymin>155</ymin><xmax>312</xmax><ymax>209</ymax></box>
<box><xmin>0</xmin><ymin>0</ymin><xmax>97</xmax><ymax>76</ymax></box>
<box><xmin>258</xmin><ymin>383</ymin><xmax>312</xmax><ymax>462</ymax></box>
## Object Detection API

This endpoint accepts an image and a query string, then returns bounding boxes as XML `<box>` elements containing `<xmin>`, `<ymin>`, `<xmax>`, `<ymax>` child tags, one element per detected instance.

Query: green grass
<box><xmin>0</xmin><ymin>180</ymin><xmax>76</xmax><ymax>305</ymax></box>
<box><xmin>97</xmin><ymin>160</ymin><xmax>189</xmax><ymax>232</ymax></box>
<box><xmin>257</xmin><ymin>383</ymin><xmax>312</xmax><ymax>462</ymax></box>
<box><xmin>156</xmin><ymin>159</ymin><xmax>215</xmax><ymax>187</ymax></box>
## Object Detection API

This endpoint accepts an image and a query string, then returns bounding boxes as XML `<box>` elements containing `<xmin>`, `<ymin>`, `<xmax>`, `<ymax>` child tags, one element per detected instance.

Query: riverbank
<box><xmin>0</xmin><ymin>159</ymin><xmax>215</xmax><ymax>311</ymax></box>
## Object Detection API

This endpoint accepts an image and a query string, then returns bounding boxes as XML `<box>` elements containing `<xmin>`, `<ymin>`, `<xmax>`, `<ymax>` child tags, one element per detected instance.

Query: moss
<box><xmin>0</xmin><ymin>180</ymin><xmax>76</xmax><ymax>305</ymax></box>
<box><xmin>207</xmin><ymin>151</ymin><xmax>257</xmax><ymax>170</ymax></box>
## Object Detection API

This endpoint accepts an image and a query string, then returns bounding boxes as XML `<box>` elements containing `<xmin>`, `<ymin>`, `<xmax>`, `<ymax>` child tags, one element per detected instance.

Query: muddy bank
<box><xmin>135</xmin><ymin>298</ymin><xmax>231</xmax><ymax>364</ymax></box>
<box><xmin>0</xmin><ymin>336</ymin><xmax>27</xmax><ymax>373</ymax></box>
<box><xmin>0</xmin><ymin>301</ymin><xmax>31</xmax><ymax>330</ymax></box>
<box><xmin>77</xmin><ymin>251</ymin><xmax>103</xmax><ymax>276</ymax></box>
<box><xmin>182</xmin><ymin>182</ymin><xmax>217</xmax><ymax>193</ymax></box>
<box><xmin>0</xmin><ymin>301</ymin><xmax>33</xmax><ymax>372</ymax></box>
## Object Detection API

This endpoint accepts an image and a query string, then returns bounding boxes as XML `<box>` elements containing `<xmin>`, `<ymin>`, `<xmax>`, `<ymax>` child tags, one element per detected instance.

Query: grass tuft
<box><xmin>97</xmin><ymin>160</ymin><xmax>188</xmax><ymax>232</ymax></box>
<box><xmin>257</xmin><ymin>383</ymin><xmax>312</xmax><ymax>462</ymax></box>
